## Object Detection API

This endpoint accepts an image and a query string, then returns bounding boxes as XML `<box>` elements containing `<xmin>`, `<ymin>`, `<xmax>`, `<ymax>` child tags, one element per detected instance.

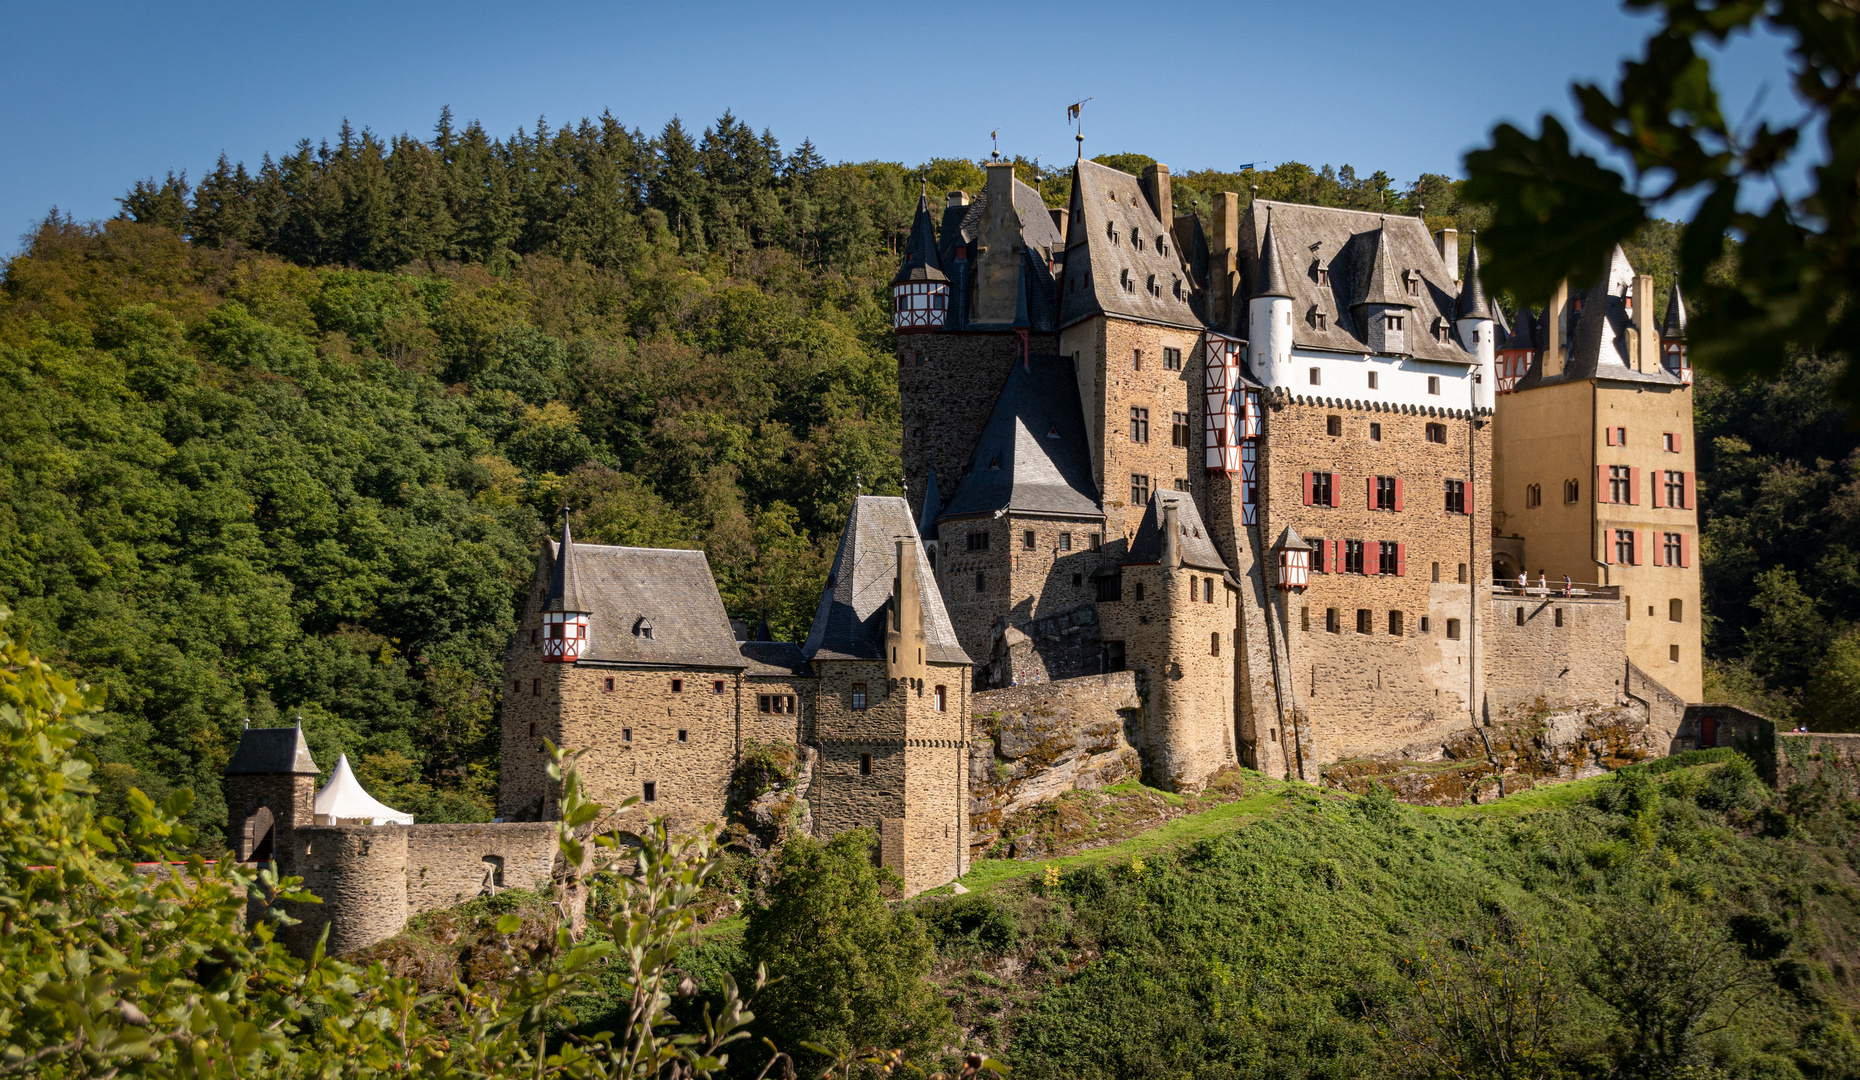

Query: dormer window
<box><xmin>1172</xmin><ymin>277</ymin><xmax>1182</xmax><ymax>300</ymax></box>
<box><xmin>1314</xmin><ymin>262</ymin><xmax>1329</xmax><ymax>286</ymax></box>
<box><xmin>1434</xmin><ymin>318</ymin><xmax>1451</xmax><ymax>343</ymax></box>
<box><xmin>1133</xmin><ymin>227</ymin><xmax>1144</xmax><ymax>250</ymax></box>
<box><xmin>1147</xmin><ymin>274</ymin><xmax>1160</xmax><ymax>297</ymax></box>
<box><xmin>1107</xmin><ymin>220</ymin><xmax>1119</xmax><ymax>244</ymax></box>
<box><xmin>1310</xmin><ymin>307</ymin><xmax>1327</xmax><ymax>330</ymax></box>
<box><xmin>1120</xmin><ymin>268</ymin><xmax>1134</xmax><ymax>292</ymax></box>
<box><xmin>1404</xmin><ymin>271</ymin><xmax>1421</xmax><ymax>298</ymax></box>
<box><xmin>1386</xmin><ymin>314</ymin><xmax>1403</xmax><ymax>331</ymax></box>
<box><xmin>635</xmin><ymin>618</ymin><xmax>653</xmax><ymax>641</ymax></box>
<box><xmin>1158</xmin><ymin>239</ymin><xmax>1169</xmax><ymax>256</ymax></box>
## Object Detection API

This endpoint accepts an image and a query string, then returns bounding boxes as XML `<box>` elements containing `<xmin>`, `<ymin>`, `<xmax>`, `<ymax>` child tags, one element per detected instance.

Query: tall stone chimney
<box><xmin>1545</xmin><ymin>280</ymin><xmax>1569</xmax><ymax>378</ymax></box>
<box><xmin>1210</xmin><ymin>192</ymin><xmax>1240</xmax><ymax>331</ymax></box>
<box><xmin>946</xmin><ymin>190</ymin><xmax>968</xmax><ymax>209</ymax></box>
<box><xmin>971</xmin><ymin>163</ymin><xmax>1023</xmax><ymax>325</ymax></box>
<box><xmin>1140</xmin><ymin>163</ymin><xmax>1173</xmax><ymax>231</ymax></box>
<box><xmin>1632</xmin><ymin>273</ymin><xmax>1660</xmax><ymax>372</ymax></box>
<box><xmin>1161</xmin><ymin>499</ymin><xmax>1181</xmax><ymax>570</ymax></box>
<box><xmin>886</xmin><ymin>539</ymin><xmax>926</xmax><ymax>682</ymax></box>
<box><xmin>1434</xmin><ymin>228</ymin><xmax>1459</xmax><ymax>281</ymax></box>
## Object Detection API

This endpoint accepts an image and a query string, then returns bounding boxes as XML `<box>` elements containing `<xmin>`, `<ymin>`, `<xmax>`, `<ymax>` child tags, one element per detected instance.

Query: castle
<box><xmin>223</xmin><ymin>155</ymin><xmax>1706</xmax><ymax>949</ymax></box>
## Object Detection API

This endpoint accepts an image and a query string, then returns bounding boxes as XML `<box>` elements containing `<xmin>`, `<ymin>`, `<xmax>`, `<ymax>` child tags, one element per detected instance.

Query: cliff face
<box><xmin>968</xmin><ymin>673</ymin><xmax>1143</xmax><ymax>855</ymax></box>
<box><xmin>1322</xmin><ymin>701</ymin><xmax>1658</xmax><ymax>805</ymax></box>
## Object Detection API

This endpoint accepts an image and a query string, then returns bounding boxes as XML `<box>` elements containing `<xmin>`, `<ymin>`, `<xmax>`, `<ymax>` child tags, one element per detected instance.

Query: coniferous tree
<box><xmin>652</xmin><ymin>117</ymin><xmax>706</xmax><ymax>253</ymax></box>
<box><xmin>188</xmin><ymin>156</ymin><xmax>257</xmax><ymax>248</ymax></box>
<box><xmin>119</xmin><ymin>170</ymin><xmax>191</xmax><ymax>234</ymax></box>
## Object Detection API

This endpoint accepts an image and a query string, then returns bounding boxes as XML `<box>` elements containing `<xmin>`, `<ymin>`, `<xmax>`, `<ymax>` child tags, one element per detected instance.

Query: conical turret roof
<box><xmin>918</xmin><ymin>466</ymin><xmax>942</xmax><ymax>541</ymax></box>
<box><xmin>1253</xmin><ymin>211</ymin><xmax>1292</xmax><ymax>299</ymax></box>
<box><xmin>1456</xmin><ymin>236</ymin><xmax>1491</xmax><ymax>319</ymax></box>
<box><xmin>891</xmin><ymin>188</ymin><xmax>948</xmax><ymax>287</ymax></box>
<box><xmin>543</xmin><ymin>511</ymin><xmax>587</xmax><ymax>614</ymax></box>
<box><xmin>1501</xmin><ymin>307</ymin><xmax>1536</xmax><ymax>352</ymax></box>
<box><xmin>1662</xmin><ymin>280</ymin><xmax>1687</xmax><ymax>339</ymax></box>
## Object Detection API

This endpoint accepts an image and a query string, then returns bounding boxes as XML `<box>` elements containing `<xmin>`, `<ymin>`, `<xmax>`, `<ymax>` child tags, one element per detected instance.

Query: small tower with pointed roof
<box><xmin>224</xmin><ymin>720</ymin><xmax>322</xmax><ymax>863</ymax></box>
<box><xmin>1455</xmin><ymin>237</ymin><xmax>1496</xmax><ymax>412</ymax></box>
<box><xmin>892</xmin><ymin>186</ymin><xmax>950</xmax><ymax>333</ymax></box>
<box><xmin>1248</xmin><ymin>208</ymin><xmax>1295</xmax><ymax>389</ymax></box>
<box><xmin>1355</xmin><ymin>219</ymin><xmax>1414</xmax><ymax>356</ymax></box>
<box><xmin>541</xmin><ymin>509</ymin><xmax>590</xmax><ymax>662</ymax></box>
<box><xmin>1660</xmin><ymin>280</ymin><xmax>1690</xmax><ymax>384</ymax></box>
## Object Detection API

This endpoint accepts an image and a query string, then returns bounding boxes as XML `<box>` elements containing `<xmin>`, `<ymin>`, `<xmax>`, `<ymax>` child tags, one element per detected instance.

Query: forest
<box><xmin>1</xmin><ymin>108</ymin><xmax>1856</xmax><ymax>842</ymax></box>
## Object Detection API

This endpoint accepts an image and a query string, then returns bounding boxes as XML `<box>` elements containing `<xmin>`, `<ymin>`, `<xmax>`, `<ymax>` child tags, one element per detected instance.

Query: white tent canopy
<box><xmin>314</xmin><ymin>753</ymin><xmax>414</xmax><ymax>826</ymax></box>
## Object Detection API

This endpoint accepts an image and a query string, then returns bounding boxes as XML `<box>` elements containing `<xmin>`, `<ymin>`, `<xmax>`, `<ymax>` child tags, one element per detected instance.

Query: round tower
<box><xmin>1247</xmin><ymin>209</ymin><xmax>1295</xmax><ymax>389</ymax></box>
<box><xmin>541</xmin><ymin>509</ymin><xmax>589</xmax><ymax>662</ymax></box>
<box><xmin>283</xmin><ymin>824</ymin><xmax>410</xmax><ymax>957</ymax></box>
<box><xmin>1455</xmin><ymin>235</ymin><xmax>1496</xmax><ymax>412</ymax></box>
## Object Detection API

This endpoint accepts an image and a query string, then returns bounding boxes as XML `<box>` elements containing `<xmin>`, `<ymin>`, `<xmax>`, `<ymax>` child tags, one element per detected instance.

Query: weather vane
<box><xmin>1068</xmin><ymin>98</ymin><xmax>1093</xmax><ymax>158</ymax></box>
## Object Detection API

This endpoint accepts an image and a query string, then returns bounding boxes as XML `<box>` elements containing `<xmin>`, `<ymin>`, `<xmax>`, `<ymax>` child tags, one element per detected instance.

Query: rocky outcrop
<box><xmin>1322</xmin><ymin>701</ymin><xmax>1657</xmax><ymax>805</ymax></box>
<box><xmin>968</xmin><ymin>672</ymin><xmax>1142</xmax><ymax>854</ymax></box>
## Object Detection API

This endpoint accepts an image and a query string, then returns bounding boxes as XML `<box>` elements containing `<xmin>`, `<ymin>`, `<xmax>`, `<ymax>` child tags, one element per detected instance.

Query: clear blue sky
<box><xmin>0</xmin><ymin>0</ymin><xmax>1807</xmax><ymax>251</ymax></box>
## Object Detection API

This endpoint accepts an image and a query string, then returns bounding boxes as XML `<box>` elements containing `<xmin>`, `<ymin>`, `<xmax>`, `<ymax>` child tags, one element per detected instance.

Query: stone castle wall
<box><xmin>1484</xmin><ymin>592</ymin><xmax>1629</xmax><ymax>718</ymax></box>
<box><xmin>1258</xmin><ymin>399</ymin><xmax>1492</xmax><ymax>765</ymax></box>
<box><xmin>404</xmin><ymin>822</ymin><xmax>557</xmax><ymax>917</ymax></box>
<box><xmin>1100</xmin><ymin>561</ymin><xmax>1238</xmax><ymax>790</ymax></box>
<box><xmin>285</xmin><ymin>824</ymin><xmax>410</xmax><ymax>957</ymax></box>
<box><xmin>899</xmin><ymin>331</ymin><xmax>1054</xmax><ymax>503</ymax></box>
<box><xmin>741</xmin><ymin>676</ymin><xmax>813</xmax><ymax>747</ymax></box>
<box><xmin>558</xmin><ymin>666</ymin><xmax>739</xmax><ymax>837</ymax></box>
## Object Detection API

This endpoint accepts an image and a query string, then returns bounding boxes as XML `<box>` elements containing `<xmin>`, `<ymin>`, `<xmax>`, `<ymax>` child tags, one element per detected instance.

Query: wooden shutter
<box><xmin>1628</xmin><ymin>467</ymin><xmax>1641</xmax><ymax>505</ymax></box>
<box><xmin>1396</xmin><ymin>542</ymin><xmax>1406</xmax><ymax>577</ymax></box>
<box><xmin>1682</xmin><ymin>471</ymin><xmax>1693</xmax><ymax>510</ymax></box>
<box><xmin>1601</xmin><ymin>529</ymin><xmax>1613</xmax><ymax>564</ymax></box>
<box><xmin>1394</xmin><ymin>477</ymin><xmax>1404</xmax><ymax>511</ymax></box>
<box><xmin>1330</xmin><ymin>478</ymin><xmax>1341</xmax><ymax>508</ymax></box>
<box><xmin>1595</xmin><ymin>465</ymin><xmax>1606</xmax><ymax>504</ymax></box>
<box><xmin>1367</xmin><ymin>476</ymin><xmax>1376</xmax><ymax>509</ymax></box>
<box><xmin>1606</xmin><ymin>427</ymin><xmax>1616</xmax><ymax>446</ymax></box>
<box><xmin>1674</xmin><ymin>431</ymin><xmax>1683</xmax><ymax>452</ymax></box>
<box><xmin>1635</xmin><ymin>530</ymin><xmax>1647</xmax><ymax>565</ymax></box>
<box><xmin>1680</xmin><ymin>532</ymin><xmax>1691</xmax><ymax>568</ymax></box>
<box><xmin>1331</xmin><ymin>539</ymin><xmax>1340</xmax><ymax>574</ymax></box>
<box><xmin>1651</xmin><ymin>535</ymin><xmax>1664</xmax><ymax>566</ymax></box>
<box><xmin>1303</xmin><ymin>472</ymin><xmax>1313</xmax><ymax>506</ymax></box>
<box><xmin>1367</xmin><ymin>543</ymin><xmax>1379</xmax><ymax>576</ymax></box>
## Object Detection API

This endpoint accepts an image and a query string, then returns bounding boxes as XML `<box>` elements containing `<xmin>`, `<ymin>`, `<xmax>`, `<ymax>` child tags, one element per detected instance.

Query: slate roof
<box><xmin>225</xmin><ymin>724</ymin><xmax>320</xmax><ymax>776</ymax></box>
<box><xmin>918</xmin><ymin>466</ymin><xmax>943</xmax><ymax>541</ymax></box>
<box><xmin>543</xmin><ymin>515</ymin><xmax>587</xmax><ymax>614</ymax></box>
<box><xmin>1513</xmin><ymin>246</ymin><xmax>1687</xmax><ymax>391</ymax></box>
<box><xmin>1253</xmin><ymin>212</ymin><xmax>1292</xmax><ymax>299</ymax></box>
<box><xmin>1059</xmin><ymin>158</ymin><xmax>1205</xmax><ymax>331</ymax></box>
<box><xmin>1663</xmin><ymin>282</ymin><xmax>1687</xmax><ymax>339</ymax></box>
<box><xmin>936</xmin><ymin>352</ymin><xmax>1102</xmax><ymax>522</ymax></box>
<box><xmin>543</xmin><ymin>541</ymin><xmax>747</xmax><ymax>669</ymax></box>
<box><xmin>739</xmin><ymin>640</ymin><xmax>812</xmax><ymax>678</ymax></box>
<box><xmin>939</xmin><ymin>176</ymin><xmax>1065</xmax><ymax>267</ymax></box>
<box><xmin>803</xmin><ymin>496</ymin><xmax>970</xmax><ymax>665</ymax></box>
<box><xmin>1237</xmin><ymin>200</ymin><xmax>1474</xmax><ymax>364</ymax></box>
<box><xmin>1123</xmin><ymin>489</ymin><xmax>1229</xmax><ymax>572</ymax></box>
<box><xmin>1501</xmin><ymin>306</ymin><xmax>1535</xmax><ymax>352</ymax></box>
<box><xmin>891</xmin><ymin>190</ymin><xmax>948</xmax><ymax>287</ymax></box>
<box><xmin>1457</xmin><ymin>239</ymin><xmax>1491</xmax><ymax>320</ymax></box>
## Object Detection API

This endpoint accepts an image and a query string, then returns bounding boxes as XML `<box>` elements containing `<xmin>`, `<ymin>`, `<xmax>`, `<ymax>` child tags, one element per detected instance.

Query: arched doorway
<box><xmin>242</xmin><ymin>806</ymin><xmax>276</xmax><ymax>862</ymax></box>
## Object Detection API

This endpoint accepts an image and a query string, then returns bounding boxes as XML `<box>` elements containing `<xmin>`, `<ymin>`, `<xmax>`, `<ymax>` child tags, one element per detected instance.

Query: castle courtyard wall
<box><xmin>404</xmin><ymin>822</ymin><xmax>557</xmax><ymax>917</ymax></box>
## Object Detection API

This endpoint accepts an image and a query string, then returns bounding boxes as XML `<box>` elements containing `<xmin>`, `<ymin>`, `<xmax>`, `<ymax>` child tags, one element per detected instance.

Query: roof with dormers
<box><xmin>1509</xmin><ymin>246</ymin><xmax>1689</xmax><ymax>391</ymax></box>
<box><xmin>802</xmin><ymin>496</ymin><xmax>969</xmax><ymax>665</ymax></box>
<box><xmin>540</xmin><ymin>540</ymin><xmax>746</xmax><ymax>669</ymax></box>
<box><xmin>1123</xmin><ymin>489</ymin><xmax>1229</xmax><ymax>572</ymax></box>
<box><xmin>936</xmin><ymin>352</ymin><xmax>1102</xmax><ymax>522</ymax></box>
<box><xmin>1059</xmin><ymin>159</ymin><xmax>1204</xmax><ymax>331</ymax></box>
<box><xmin>1237</xmin><ymin>200</ymin><xmax>1476</xmax><ymax>364</ymax></box>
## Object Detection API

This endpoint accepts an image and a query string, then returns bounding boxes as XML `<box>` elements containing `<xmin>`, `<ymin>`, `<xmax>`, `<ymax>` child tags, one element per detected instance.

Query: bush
<box><xmin>918</xmin><ymin>892</ymin><xmax>1021</xmax><ymax>956</ymax></box>
<box><xmin>1700</xmin><ymin>756</ymin><xmax>1764</xmax><ymax>813</ymax></box>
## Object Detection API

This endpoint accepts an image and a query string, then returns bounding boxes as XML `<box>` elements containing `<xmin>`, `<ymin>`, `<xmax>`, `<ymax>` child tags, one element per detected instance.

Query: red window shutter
<box><xmin>1635</xmin><ymin>530</ymin><xmax>1647</xmax><ymax>565</ymax></box>
<box><xmin>1394</xmin><ymin>477</ymin><xmax>1404</xmax><ymax>512</ymax></box>
<box><xmin>1397</xmin><ymin>542</ymin><xmax>1406</xmax><ymax>576</ymax></box>
<box><xmin>1628</xmin><ymin>467</ymin><xmax>1641</xmax><ymax>505</ymax></box>
<box><xmin>1331</xmin><ymin>479</ymin><xmax>1341</xmax><ymax>508</ymax></box>
<box><xmin>1367</xmin><ymin>476</ymin><xmax>1376</xmax><ymax>509</ymax></box>
<box><xmin>1602</xmin><ymin>530</ymin><xmax>1613</xmax><ymax>564</ymax></box>
<box><xmin>1303</xmin><ymin>472</ymin><xmax>1313</xmax><ymax>506</ymax></box>
<box><xmin>1367</xmin><ymin>544</ymin><xmax>1379</xmax><ymax>576</ymax></box>
<box><xmin>1682</xmin><ymin>471</ymin><xmax>1693</xmax><ymax>510</ymax></box>
<box><xmin>1606</xmin><ymin>427</ymin><xmax>1616</xmax><ymax>446</ymax></box>
<box><xmin>1595</xmin><ymin>464</ymin><xmax>1606</xmax><ymax>504</ymax></box>
<box><xmin>1674</xmin><ymin>431</ymin><xmax>1683</xmax><ymax>452</ymax></box>
<box><xmin>1680</xmin><ymin>532</ymin><xmax>1691</xmax><ymax>568</ymax></box>
<box><xmin>1651</xmin><ymin>536</ymin><xmax>1664</xmax><ymax>566</ymax></box>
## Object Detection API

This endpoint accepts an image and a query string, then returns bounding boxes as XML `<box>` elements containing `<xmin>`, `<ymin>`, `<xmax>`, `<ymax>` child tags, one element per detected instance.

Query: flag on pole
<box><xmin>1068</xmin><ymin>103</ymin><xmax>1081</xmax><ymax>123</ymax></box>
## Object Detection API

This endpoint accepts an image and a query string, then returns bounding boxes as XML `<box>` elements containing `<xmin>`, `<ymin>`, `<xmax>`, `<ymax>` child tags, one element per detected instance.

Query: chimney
<box><xmin>1545</xmin><ymin>279</ymin><xmax>1569</xmax><ymax>377</ymax></box>
<box><xmin>946</xmin><ymin>190</ymin><xmax>968</xmax><ymax>209</ymax></box>
<box><xmin>1434</xmin><ymin>228</ymin><xmax>1459</xmax><ymax>281</ymax></box>
<box><xmin>1161</xmin><ymin>499</ymin><xmax>1181</xmax><ymax>570</ymax></box>
<box><xmin>1049</xmin><ymin>207</ymin><xmax>1069</xmax><ymax>236</ymax></box>
<box><xmin>886</xmin><ymin>539</ymin><xmax>927</xmax><ymax>682</ymax></box>
<box><xmin>1211</xmin><ymin>191</ymin><xmax>1240</xmax><ymax>330</ymax></box>
<box><xmin>1140</xmin><ymin>163</ymin><xmax>1173</xmax><ymax>228</ymax></box>
<box><xmin>1632</xmin><ymin>273</ymin><xmax>1660</xmax><ymax>372</ymax></box>
<box><xmin>971</xmin><ymin>163</ymin><xmax>1023</xmax><ymax>325</ymax></box>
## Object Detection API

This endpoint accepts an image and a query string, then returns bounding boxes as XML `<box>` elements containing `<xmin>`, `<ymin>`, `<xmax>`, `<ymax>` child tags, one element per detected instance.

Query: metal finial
<box><xmin>294</xmin><ymin>714</ymin><xmax>304</xmax><ymax>728</ymax></box>
<box><xmin>243</xmin><ymin>717</ymin><xmax>250</xmax><ymax>730</ymax></box>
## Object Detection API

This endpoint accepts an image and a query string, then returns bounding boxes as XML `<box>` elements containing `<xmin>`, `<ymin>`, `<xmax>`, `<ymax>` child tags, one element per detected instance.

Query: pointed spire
<box><xmin>890</xmin><ymin>188</ymin><xmax>948</xmax><ymax>287</ymax></box>
<box><xmin>543</xmin><ymin>507</ymin><xmax>587</xmax><ymax>614</ymax></box>
<box><xmin>1662</xmin><ymin>279</ymin><xmax>1687</xmax><ymax>339</ymax></box>
<box><xmin>1456</xmin><ymin>233</ymin><xmax>1491</xmax><ymax>320</ymax></box>
<box><xmin>1253</xmin><ymin>208</ymin><xmax>1291</xmax><ymax>299</ymax></box>
<box><xmin>1502</xmin><ymin>307</ymin><xmax>1537</xmax><ymax>352</ymax></box>
<box><xmin>919</xmin><ymin>466</ymin><xmax>942</xmax><ymax>541</ymax></box>
<box><xmin>1355</xmin><ymin>218</ymin><xmax>1412</xmax><ymax>309</ymax></box>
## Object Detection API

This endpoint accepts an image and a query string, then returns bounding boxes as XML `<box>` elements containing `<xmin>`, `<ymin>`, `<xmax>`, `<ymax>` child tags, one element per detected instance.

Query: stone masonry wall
<box><xmin>968</xmin><ymin>672</ymin><xmax>1142</xmax><ymax>854</ymax></box>
<box><xmin>1099</xmin><ymin>561</ymin><xmax>1238</xmax><ymax>789</ymax></box>
<box><xmin>899</xmin><ymin>331</ymin><xmax>1055</xmax><ymax>505</ymax></box>
<box><xmin>740</xmin><ymin>676</ymin><xmax>812</xmax><ymax>749</ymax></box>
<box><xmin>225</xmin><ymin>773</ymin><xmax>315</xmax><ymax>860</ymax></box>
<box><xmin>499</xmin><ymin>549</ymin><xmax>565</xmax><ymax>821</ymax></box>
<box><xmin>985</xmin><ymin>603</ymin><xmax>1105</xmax><ymax>688</ymax></box>
<box><xmin>285</xmin><ymin>824</ymin><xmax>409</xmax><ymax>957</ymax></box>
<box><xmin>937</xmin><ymin>512</ymin><xmax>1013</xmax><ymax>684</ymax></box>
<box><xmin>1260</xmin><ymin>398</ymin><xmax>1492</xmax><ymax>765</ymax></box>
<box><xmin>558</xmin><ymin>667</ymin><xmax>738</xmax><ymax>838</ymax></box>
<box><xmin>1069</xmin><ymin>317</ymin><xmax>1203</xmax><ymax>542</ymax></box>
<box><xmin>1484</xmin><ymin>593</ymin><xmax>1628</xmax><ymax>719</ymax></box>
<box><xmin>404</xmin><ymin>822</ymin><xmax>557</xmax><ymax>917</ymax></box>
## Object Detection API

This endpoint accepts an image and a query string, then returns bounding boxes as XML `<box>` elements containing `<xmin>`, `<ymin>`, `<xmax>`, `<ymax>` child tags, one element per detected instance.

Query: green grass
<box><xmin>1414</xmin><ymin>771</ymin><xmax>1613</xmax><ymax>817</ymax></box>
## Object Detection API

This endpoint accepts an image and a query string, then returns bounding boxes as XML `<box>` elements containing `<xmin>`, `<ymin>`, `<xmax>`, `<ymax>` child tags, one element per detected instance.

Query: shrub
<box><xmin>1700</xmin><ymin>756</ymin><xmax>1763</xmax><ymax>813</ymax></box>
<box><xmin>919</xmin><ymin>892</ymin><xmax>1021</xmax><ymax>956</ymax></box>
